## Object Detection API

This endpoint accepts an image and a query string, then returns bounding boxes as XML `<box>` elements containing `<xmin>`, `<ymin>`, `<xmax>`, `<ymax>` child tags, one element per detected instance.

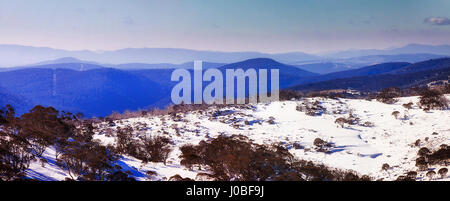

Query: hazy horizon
<box><xmin>1</xmin><ymin>42</ymin><xmax>450</xmax><ymax>55</ymax></box>
<box><xmin>1</xmin><ymin>0</ymin><xmax>450</xmax><ymax>54</ymax></box>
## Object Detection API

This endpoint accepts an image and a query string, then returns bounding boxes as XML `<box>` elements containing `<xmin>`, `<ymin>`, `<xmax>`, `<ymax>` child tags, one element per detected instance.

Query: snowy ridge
<box><xmin>27</xmin><ymin>95</ymin><xmax>450</xmax><ymax>181</ymax></box>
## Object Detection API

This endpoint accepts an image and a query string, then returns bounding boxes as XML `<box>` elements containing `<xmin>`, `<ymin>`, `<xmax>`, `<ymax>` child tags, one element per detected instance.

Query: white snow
<box><xmin>26</xmin><ymin>95</ymin><xmax>450</xmax><ymax>181</ymax></box>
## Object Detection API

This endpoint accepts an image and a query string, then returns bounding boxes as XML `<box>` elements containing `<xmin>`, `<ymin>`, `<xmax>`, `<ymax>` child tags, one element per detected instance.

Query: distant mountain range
<box><xmin>1</xmin><ymin>43</ymin><xmax>449</xmax><ymax>70</ymax></box>
<box><xmin>0</xmin><ymin>68</ymin><xmax>167</xmax><ymax>117</ymax></box>
<box><xmin>291</xmin><ymin>58</ymin><xmax>450</xmax><ymax>91</ymax></box>
<box><xmin>323</xmin><ymin>44</ymin><xmax>450</xmax><ymax>58</ymax></box>
<box><xmin>0</xmin><ymin>57</ymin><xmax>449</xmax><ymax>117</ymax></box>
<box><xmin>0</xmin><ymin>58</ymin><xmax>317</xmax><ymax>117</ymax></box>
<box><xmin>292</xmin><ymin>53</ymin><xmax>447</xmax><ymax>74</ymax></box>
<box><xmin>292</xmin><ymin>62</ymin><xmax>412</xmax><ymax>85</ymax></box>
<box><xmin>0</xmin><ymin>44</ymin><xmax>319</xmax><ymax>67</ymax></box>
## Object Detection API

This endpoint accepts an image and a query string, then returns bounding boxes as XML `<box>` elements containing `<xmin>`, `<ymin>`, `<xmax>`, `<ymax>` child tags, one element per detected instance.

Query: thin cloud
<box><xmin>424</xmin><ymin>17</ymin><xmax>450</xmax><ymax>25</ymax></box>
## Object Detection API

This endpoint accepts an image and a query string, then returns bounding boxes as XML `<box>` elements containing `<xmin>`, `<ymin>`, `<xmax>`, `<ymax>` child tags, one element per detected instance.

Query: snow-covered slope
<box><xmin>26</xmin><ymin>95</ymin><xmax>450</xmax><ymax>181</ymax></box>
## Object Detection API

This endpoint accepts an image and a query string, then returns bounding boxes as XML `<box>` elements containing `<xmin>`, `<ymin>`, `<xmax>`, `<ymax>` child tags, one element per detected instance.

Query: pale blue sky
<box><xmin>0</xmin><ymin>0</ymin><xmax>449</xmax><ymax>53</ymax></box>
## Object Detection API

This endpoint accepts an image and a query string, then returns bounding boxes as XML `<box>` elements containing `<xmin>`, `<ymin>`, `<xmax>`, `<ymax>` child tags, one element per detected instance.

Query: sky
<box><xmin>0</xmin><ymin>0</ymin><xmax>449</xmax><ymax>53</ymax></box>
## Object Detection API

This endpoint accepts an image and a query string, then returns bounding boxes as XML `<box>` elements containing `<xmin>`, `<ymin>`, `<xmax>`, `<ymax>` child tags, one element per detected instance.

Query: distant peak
<box><xmin>242</xmin><ymin>58</ymin><xmax>279</xmax><ymax>63</ymax></box>
<box><xmin>53</xmin><ymin>57</ymin><xmax>83</xmax><ymax>62</ymax></box>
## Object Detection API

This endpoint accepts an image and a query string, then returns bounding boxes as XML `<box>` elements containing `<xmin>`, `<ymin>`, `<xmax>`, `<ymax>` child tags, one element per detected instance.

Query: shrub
<box><xmin>296</xmin><ymin>100</ymin><xmax>326</xmax><ymax>116</ymax></box>
<box><xmin>438</xmin><ymin>168</ymin><xmax>448</xmax><ymax>179</ymax></box>
<box><xmin>57</xmin><ymin>140</ymin><xmax>119</xmax><ymax>181</ymax></box>
<box><xmin>313</xmin><ymin>138</ymin><xmax>329</xmax><ymax>147</ymax></box>
<box><xmin>179</xmin><ymin>144</ymin><xmax>203</xmax><ymax>170</ymax></box>
<box><xmin>418</xmin><ymin>88</ymin><xmax>448</xmax><ymax>110</ymax></box>
<box><xmin>267</xmin><ymin>116</ymin><xmax>276</xmax><ymax>124</ymax></box>
<box><xmin>417</xmin><ymin>147</ymin><xmax>431</xmax><ymax>156</ymax></box>
<box><xmin>179</xmin><ymin>135</ymin><xmax>369</xmax><ymax>181</ymax></box>
<box><xmin>335</xmin><ymin>117</ymin><xmax>347</xmax><ymax>128</ymax></box>
<box><xmin>376</xmin><ymin>87</ymin><xmax>402</xmax><ymax>104</ymax></box>
<box><xmin>406</xmin><ymin>171</ymin><xmax>417</xmax><ymax>180</ymax></box>
<box><xmin>427</xmin><ymin>146</ymin><xmax>449</xmax><ymax>165</ymax></box>
<box><xmin>391</xmin><ymin>111</ymin><xmax>400</xmax><ymax>119</ymax></box>
<box><xmin>414</xmin><ymin>139</ymin><xmax>421</xmax><ymax>147</ymax></box>
<box><xmin>137</xmin><ymin>136</ymin><xmax>172</xmax><ymax>164</ymax></box>
<box><xmin>115</xmin><ymin>126</ymin><xmax>135</xmax><ymax>154</ymax></box>
<box><xmin>169</xmin><ymin>174</ymin><xmax>193</xmax><ymax>181</ymax></box>
<box><xmin>402</xmin><ymin>102</ymin><xmax>413</xmax><ymax>109</ymax></box>
<box><xmin>426</xmin><ymin>171</ymin><xmax>436</xmax><ymax>180</ymax></box>
<box><xmin>335</xmin><ymin>113</ymin><xmax>360</xmax><ymax>128</ymax></box>
<box><xmin>362</xmin><ymin>121</ymin><xmax>374</xmax><ymax>127</ymax></box>
<box><xmin>415</xmin><ymin>157</ymin><xmax>428</xmax><ymax>171</ymax></box>
<box><xmin>313</xmin><ymin>138</ymin><xmax>332</xmax><ymax>153</ymax></box>
<box><xmin>279</xmin><ymin>90</ymin><xmax>303</xmax><ymax>100</ymax></box>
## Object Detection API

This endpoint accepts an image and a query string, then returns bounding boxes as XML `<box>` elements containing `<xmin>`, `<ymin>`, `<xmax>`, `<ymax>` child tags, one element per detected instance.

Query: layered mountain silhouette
<box><xmin>293</xmin><ymin>54</ymin><xmax>446</xmax><ymax>74</ymax></box>
<box><xmin>0</xmin><ymin>57</ymin><xmax>449</xmax><ymax>117</ymax></box>
<box><xmin>0</xmin><ymin>44</ymin><xmax>319</xmax><ymax>67</ymax></box>
<box><xmin>0</xmin><ymin>58</ymin><xmax>317</xmax><ymax>116</ymax></box>
<box><xmin>323</xmin><ymin>44</ymin><xmax>450</xmax><ymax>58</ymax></box>
<box><xmin>291</xmin><ymin>58</ymin><xmax>450</xmax><ymax>91</ymax></box>
<box><xmin>0</xmin><ymin>68</ymin><xmax>167</xmax><ymax>117</ymax></box>
<box><xmin>1</xmin><ymin>43</ymin><xmax>449</xmax><ymax>68</ymax></box>
<box><xmin>291</xmin><ymin>62</ymin><xmax>411</xmax><ymax>85</ymax></box>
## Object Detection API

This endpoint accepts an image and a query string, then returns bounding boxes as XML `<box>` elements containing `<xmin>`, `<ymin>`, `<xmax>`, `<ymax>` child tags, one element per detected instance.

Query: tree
<box><xmin>0</xmin><ymin>105</ymin><xmax>34</xmax><ymax>180</ymax></box>
<box><xmin>138</xmin><ymin>136</ymin><xmax>172</xmax><ymax>165</ymax></box>
<box><xmin>115</xmin><ymin>126</ymin><xmax>134</xmax><ymax>154</ymax></box>
<box><xmin>18</xmin><ymin>106</ymin><xmax>73</xmax><ymax>158</ymax></box>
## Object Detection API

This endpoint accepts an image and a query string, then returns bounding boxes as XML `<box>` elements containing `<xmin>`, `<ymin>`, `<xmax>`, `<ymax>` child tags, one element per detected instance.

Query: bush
<box><xmin>137</xmin><ymin>136</ymin><xmax>172</xmax><ymax>164</ymax></box>
<box><xmin>169</xmin><ymin>174</ymin><xmax>193</xmax><ymax>181</ymax></box>
<box><xmin>403</xmin><ymin>102</ymin><xmax>413</xmax><ymax>109</ymax></box>
<box><xmin>279</xmin><ymin>90</ymin><xmax>303</xmax><ymax>100</ymax></box>
<box><xmin>427</xmin><ymin>146</ymin><xmax>449</xmax><ymax>165</ymax></box>
<box><xmin>115</xmin><ymin>126</ymin><xmax>135</xmax><ymax>154</ymax></box>
<box><xmin>296</xmin><ymin>100</ymin><xmax>326</xmax><ymax>116</ymax></box>
<box><xmin>362</xmin><ymin>121</ymin><xmax>374</xmax><ymax>127</ymax></box>
<box><xmin>414</xmin><ymin>145</ymin><xmax>449</xmax><ymax>173</ymax></box>
<box><xmin>418</xmin><ymin>147</ymin><xmax>431</xmax><ymax>156</ymax></box>
<box><xmin>335</xmin><ymin>113</ymin><xmax>360</xmax><ymax>128</ymax></box>
<box><xmin>376</xmin><ymin>87</ymin><xmax>402</xmax><ymax>104</ymax></box>
<box><xmin>179</xmin><ymin>135</ymin><xmax>369</xmax><ymax>181</ymax></box>
<box><xmin>418</xmin><ymin>88</ymin><xmax>448</xmax><ymax>110</ymax></box>
<box><xmin>391</xmin><ymin>111</ymin><xmax>400</xmax><ymax>119</ymax></box>
<box><xmin>335</xmin><ymin>117</ymin><xmax>347</xmax><ymax>128</ymax></box>
<box><xmin>57</xmin><ymin>140</ymin><xmax>119</xmax><ymax>181</ymax></box>
<box><xmin>313</xmin><ymin>138</ymin><xmax>332</xmax><ymax>153</ymax></box>
<box><xmin>179</xmin><ymin>144</ymin><xmax>203</xmax><ymax>170</ymax></box>
<box><xmin>438</xmin><ymin>168</ymin><xmax>448</xmax><ymax>179</ymax></box>
<box><xmin>426</xmin><ymin>171</ymin><xmax>436</xmax><ymax>180</ymax></box>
